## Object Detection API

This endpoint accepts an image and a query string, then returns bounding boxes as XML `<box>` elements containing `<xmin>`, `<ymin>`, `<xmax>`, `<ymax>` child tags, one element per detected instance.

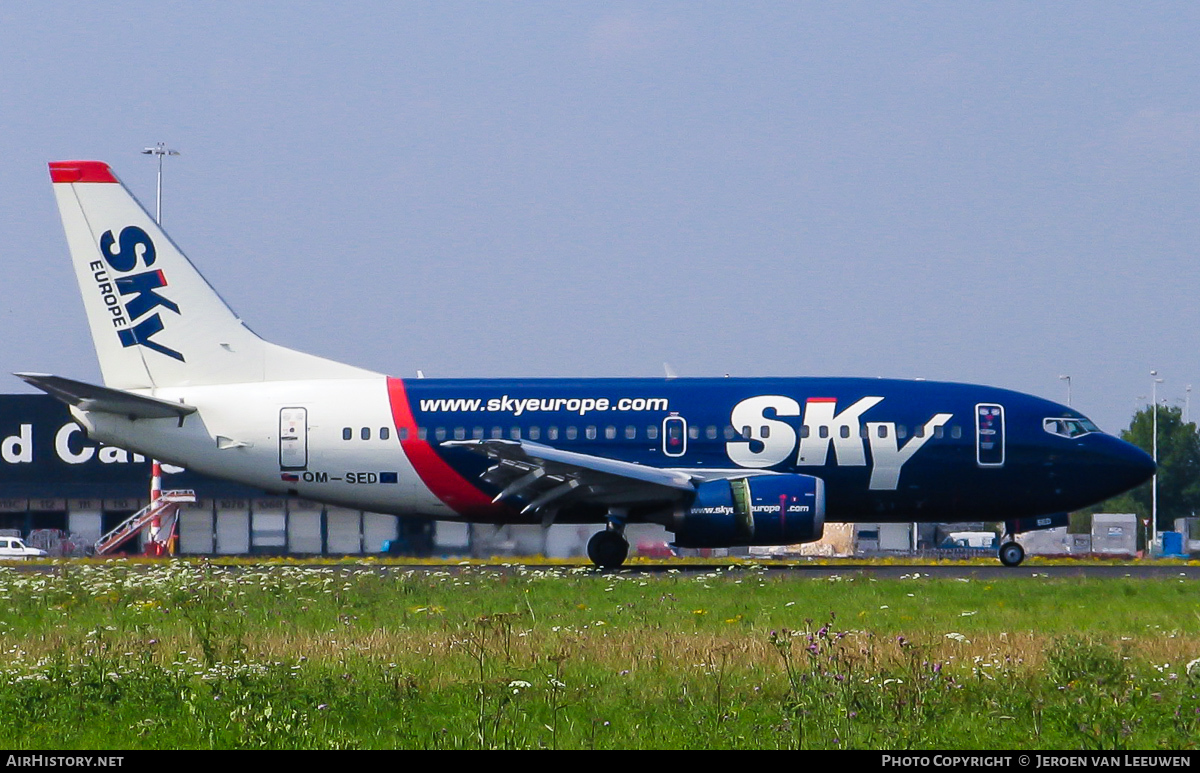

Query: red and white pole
<box><xmin>147</xmin><ymin>460</ymin><xmax>163</xmax><ymax>556</ymax></box>
<box><xmin>151</xmin><ymin>460</ymin><xmax>162</xmax><ymax>504</ymax></box>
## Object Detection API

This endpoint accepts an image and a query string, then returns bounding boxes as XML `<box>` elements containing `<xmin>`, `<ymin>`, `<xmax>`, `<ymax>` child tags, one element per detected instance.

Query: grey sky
<box><xmin>2</xmin><ymin>3</ymin><xmax>1198</xmax><ymax>434</ymax></box>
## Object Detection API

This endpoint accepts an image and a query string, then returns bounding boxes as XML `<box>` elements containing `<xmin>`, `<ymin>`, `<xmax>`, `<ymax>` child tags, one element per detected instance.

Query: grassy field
<box><xmin>0</xmin><ymin>560</ymin><xmax>1196</xmax><ymax>749</ymax></box>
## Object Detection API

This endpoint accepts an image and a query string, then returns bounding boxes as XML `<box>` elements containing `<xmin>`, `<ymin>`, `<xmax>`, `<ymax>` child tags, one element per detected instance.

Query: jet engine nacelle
<box><xmin>672</xmin><ymin>474</ymin><xmax>825</xmax><ymax>548</ymax></box>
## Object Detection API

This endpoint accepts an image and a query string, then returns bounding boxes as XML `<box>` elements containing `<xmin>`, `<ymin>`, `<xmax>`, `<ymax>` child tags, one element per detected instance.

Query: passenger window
<box><xmin>586</xmin><ymin>426</ymin><xmax>597</xmax><ymax>440</ymax></box>
<box><xmin>342</xmin><ymin>427</ymin><xmax>352</xmax><ymax>441</ymax></box>
<box><xmin>761</xmin><ymin>426</ymin><xmax>770</xmax><ymax>439</ymax></box>
<box><xmin>454</xmin><ymin>427</ymin><xmax>466</xmax><ymax>440</ymax></box>
<box><xmin>548</xmin><ymin>426</ymin><xmax>559</xmax><ymax>440</ymax></box>
<box><xmin>626</xmin><ymin>426</ymin><xmax>637</xmax><ymax>439</ymax></box>
<box><xmin>877</xmin><ymin>425</ymin><xmax>888</xmax><ymax>439</ymax></box>
<box><xmin>400</xmin><ymin>427</ymin><xmax>409</xmax><ymax>440</ymax></box>
<box><xmin>706</xmin><ymin>426</ymin><xmax>717</xmax><ymax>440</ymax></box>
<box><xmin>647</xmin><ymin>426</ymin><xmax>658</xmax><ymax>440</ymax></box>
<box><xmin>473</xmin><ymin>427</ymin><xmax>484</xmax><ymax>439</ymax></box>
<box><xmin>361</xmin><ymin>427</ymin><xmax>371</xmax><ymax>441</ymax></box>
<box><xmin>839</xmin><ymin>425</ymin><xmax>850</xmax><ymax>439</ymax></box>
<box><xmin>934</xmin><ymin>425</ymin><xmax>944</xmax><ymax>439</ymax></box>
<box><xmin>605</xmin><ymin>426</ymin><xmax>616</xmax><ymax>439</ymax></box>
<box><xmin>435</xmin><ymin>427</ymin><xmax>446</xmax><ymax>441</ymax></box>
<box><xmin>380</xmin><ymin>427</ymin><xmax>390</xmax><ymax>441</ymax></box>
<box><xmin>418</xmin><ymin>427</ymin><xmax>428</xmax><ymax>441</ymax></box>
<box><xmin>491</xmin><ymin>427</ymin><xmax>503</xmax><ymax>439</ymax></box>
<box><xmin>951</xmin><ymin>425</ymin><xmax>962</xmax><ymax>439</ymax></box>
<box><xmin>567</xmin><ymin>427</ymin><xmax>578</xmax><ymax>440</ymax></box>
<box><xmin>896</xmin><ymin>425</ymin><xmax>907</xmax><ymax>440</ymax></box>
<box><xmin>819</xmin><ymin>426</ymin><xmax>829</xmax><ymax>439</ymax></box>
<box><xmin>688</xmin><ymin>426</ymin><xmax>699</xmax><ymax>440</ymax></box>
<box><xmin>724</xmin><ymin>426</ymin><xmax>736</xmax><ymax>440</ymax></box>
<box><xmin>510</xmin><ymin>427</ymin><xmax>521</xmax><ymax>440</ymax></box>
<box><xmin>529</xmin><ymin>426</ymin><xmax>541</xmax><ymax>440</ymax></box>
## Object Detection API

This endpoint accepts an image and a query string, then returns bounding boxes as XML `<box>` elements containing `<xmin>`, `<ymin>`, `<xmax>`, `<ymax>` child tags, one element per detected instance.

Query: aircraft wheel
<box><xmin>998</xmin><ymin>541</ymin><xmax>1025</xmax><ymax>567</ymax></box>
<box><xmin>587</xmin><ymin>530</ymin><xmax>629</xmax><ymax>570</ymax></box>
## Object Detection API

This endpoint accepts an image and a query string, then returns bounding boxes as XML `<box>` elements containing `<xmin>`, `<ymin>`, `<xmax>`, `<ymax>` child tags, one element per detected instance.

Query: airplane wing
<box><xmin>15</xmin><ymin>373</ymin><xmax>197</xmax><ymax>420</ymax></box>
<box><xmin>441</xmin><ymin>438</ymin><xmax>699</xmax><ymax>524</ymax></box>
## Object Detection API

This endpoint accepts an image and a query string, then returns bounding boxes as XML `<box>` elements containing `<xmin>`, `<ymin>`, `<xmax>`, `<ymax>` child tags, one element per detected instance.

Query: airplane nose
<box><xmin>1098</xmin><ymin>435</ymin><xmax>1156</xmax><ymax>495</ymax></box>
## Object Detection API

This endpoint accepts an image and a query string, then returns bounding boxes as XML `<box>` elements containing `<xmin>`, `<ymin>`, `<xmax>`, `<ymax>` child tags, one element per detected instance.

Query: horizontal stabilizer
<box><xmin>14</xmin><ymin>373</ymin><xmax>197</xmax><ymax>420</ymax></box>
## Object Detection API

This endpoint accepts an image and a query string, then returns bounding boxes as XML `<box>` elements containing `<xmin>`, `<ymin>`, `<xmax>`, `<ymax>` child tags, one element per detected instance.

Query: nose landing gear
<box><xmin>998</xmin><ymin>516</ymin><xmax>1068</xmax><ymax>567</ymax></box>
<box><xmin>998</xmin><ymin>540</ymin><xmax>1025</xmax><ymax>567</ymax></box>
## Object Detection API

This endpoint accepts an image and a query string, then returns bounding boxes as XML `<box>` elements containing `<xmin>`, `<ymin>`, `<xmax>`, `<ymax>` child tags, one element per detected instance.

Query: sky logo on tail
<box><xmin>93</xmin><ymin>225</ymin><xmax>184</xmax><ymax>362</ymax></box>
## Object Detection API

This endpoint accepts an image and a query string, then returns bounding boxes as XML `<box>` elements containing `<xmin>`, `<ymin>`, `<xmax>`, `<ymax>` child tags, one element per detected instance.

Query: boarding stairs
<box><xmin>94</xmin><ymin>490</ymin><xmax>196</xmax><ymax>556</ymax></box>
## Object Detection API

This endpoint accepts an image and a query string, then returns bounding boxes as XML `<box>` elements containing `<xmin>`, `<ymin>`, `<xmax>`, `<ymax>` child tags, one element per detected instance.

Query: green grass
<box><xmin>0</xmin><ymin>561</ymin><xmax>1196</xmax><ymax>749</ymax></box>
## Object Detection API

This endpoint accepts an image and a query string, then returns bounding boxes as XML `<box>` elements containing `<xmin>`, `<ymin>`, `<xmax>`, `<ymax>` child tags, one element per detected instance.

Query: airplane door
<box><xmin>280</xmin><ymin>407</ymin><xmax>308</xmax><ymax>470</ymax></box>
<box><xmin>663</xmin><ymin>415</ymin><xmax>687</xmax><ymax>458</ymax></box>
<box><xmin>975</xmin><ymin>404</ymin><xmax>1005</xmax><ymax>467</ymax></box>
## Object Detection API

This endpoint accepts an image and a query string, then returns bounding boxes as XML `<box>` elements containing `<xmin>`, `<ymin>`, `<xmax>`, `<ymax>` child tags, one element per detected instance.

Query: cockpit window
<box><xmin>1043</xmin><ymin>417</ymin><xmax>1100</xmax><ymax>438</ymax></box>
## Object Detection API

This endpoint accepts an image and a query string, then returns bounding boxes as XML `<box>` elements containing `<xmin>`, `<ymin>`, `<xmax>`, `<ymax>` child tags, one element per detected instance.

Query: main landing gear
<box><xmin>587</xmin><ymin>510</ymin><xmax>630</xmax><ymax>570</ymax></box>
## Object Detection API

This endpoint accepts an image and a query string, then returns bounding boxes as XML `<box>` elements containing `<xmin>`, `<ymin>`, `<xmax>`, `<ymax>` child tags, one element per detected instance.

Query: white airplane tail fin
<box><xmin>49</xmin><ymin>161</ymin><xmax>376</xmax><ymax>389</ymax></box>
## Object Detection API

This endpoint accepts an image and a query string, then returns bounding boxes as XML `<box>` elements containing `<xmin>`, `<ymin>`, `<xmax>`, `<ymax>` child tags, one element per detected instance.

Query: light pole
<box><xmin>1058</xmin><ymin>375</ymin><xmax>1072</xmax><ymax>407</ymax></box>
<box><xmin>1150</xmin><ymin>370</ymin><xmax>1163</xmax><ymax>556</ymax></box>
<box><xmin>141</xmin><ymin>142</ymin><xmax>179</xmax><ymax>224</ymax></box>
<box><xmin>141</xmin><ymin>143</ymin><xmax>179</xmax><ymax>556</ymax></box>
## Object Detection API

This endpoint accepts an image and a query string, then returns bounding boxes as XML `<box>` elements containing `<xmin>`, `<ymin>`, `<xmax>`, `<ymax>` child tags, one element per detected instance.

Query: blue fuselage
<box><xmin>402</xmin><ymin>377</ymin><xmax>1154</xmax><ymax>526</ymax></box>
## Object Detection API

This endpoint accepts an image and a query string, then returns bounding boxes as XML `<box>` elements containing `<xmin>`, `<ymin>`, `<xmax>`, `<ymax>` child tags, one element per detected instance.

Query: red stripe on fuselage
<box><xmin>386</xmin><ymin>377</ymin><xmax>498</xmax><ymax>516</ymax></box>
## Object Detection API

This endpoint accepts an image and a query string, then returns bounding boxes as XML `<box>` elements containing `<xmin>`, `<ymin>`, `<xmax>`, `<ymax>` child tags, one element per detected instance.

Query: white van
<box><xmin>0</xmin><ymin>538</ymin><xmax>47</xmax><ymax>560</ymax></box>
